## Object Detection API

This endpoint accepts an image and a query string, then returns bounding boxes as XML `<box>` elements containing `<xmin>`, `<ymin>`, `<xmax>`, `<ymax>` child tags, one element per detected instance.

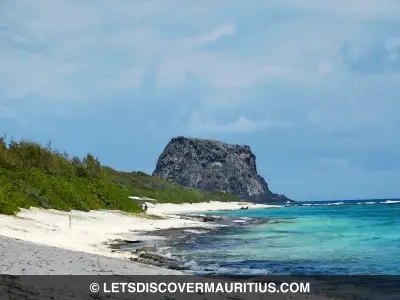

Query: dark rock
<box><xmin>123</xmin><ymin>240</ymin><xmax>141</xmax><ymax>244</ymax></box>
<box><xmin>138</xmin><ymin>252</ymin><xmax>172</xmax><ymax>264</ymax></box>
<box><xmin>153</xmin><ymin>136</ymin><xmax>293</xmax><ymax>204</ymax></box>
<box><xmin>133</xmin><ymin>246</ymin><xmax>157</xmax><ymax>253</ymax></box>
<box><xmin>202</xmin><ymin>216</ymin><xmax>220</xmax><ymax>222</ymax></box>
<box><xmin>180</xmin><ymin>214</ymin><xmax>223</xmax><ymax>223</ymax></box>
<box><xmin>165</xmin><ymin>264</ymin><xmax>188</xmax><ymax>270</ymax></box>
<box><xmin>133</xmin><ymin>252</ymin><xmax>190</xmax><ymax>271</ymax></box>
<box><xmin>130</xmin><ymin>257</ymin><xmax>161</xmax><ymax>267</ymax></box>
<box><xmin>108</xmin><ymin>239</ymin><xmax>144</xmax><ymax>249</ymax></box>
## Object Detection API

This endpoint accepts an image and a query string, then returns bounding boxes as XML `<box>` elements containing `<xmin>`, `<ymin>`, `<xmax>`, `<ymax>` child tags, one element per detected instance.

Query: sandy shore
<box><xmin>0</xmin><ymin>237</ymin><xmax>349</xmax><ymax>300</ymax></box>
<box><xmin>0</xmin><ymin>201</ymin><xmax>273</xmax><ymax>275</ymax></box>
<box><xmin>0</xmin><ymin>202</ymin><xmax>379</xmax><ymax>300</ymax></box>
<box><xmin>0</xmin><ymin>236</ymin><xmax>182</xmax><ymax>275</ymax></box>
<box><xmin>149</xmin><ymin>201</ymin><xmax>279</xmax><ymax>214</ymax></box>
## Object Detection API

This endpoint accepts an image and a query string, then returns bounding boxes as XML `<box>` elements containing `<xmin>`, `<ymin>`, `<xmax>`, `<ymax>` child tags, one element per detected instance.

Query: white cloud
<box><xmin>0</xmin><ymin>47</ymin><xmax>76</xmax><ymax>99</ymax></box>
<box><xmin>178</xmin><ymin>23</ymin><xmax>235</xmax><ymax>49</ymax></box>
<box><xmin>154</xmin><ymin>22</ymin><xmax>307</xmax><ymax>89</ymax></box>
<box><xmin>186</xmin><ymin>112</ymin><xmax>293</xmax><ymax>135</ymax></box>
<box><xmin>2</xmin><ymin>0</ymin><xmax>333</xmax><ymax>102</ymax></box>
<box><xmin>1</xmin><ymin>0</ymin><xmax>399</xmax><ymax>134</ymax></box>
<box><xmin>156</xmin><ymin>51</ymin><xmax>309</xmax><ymax>89</ymax></box>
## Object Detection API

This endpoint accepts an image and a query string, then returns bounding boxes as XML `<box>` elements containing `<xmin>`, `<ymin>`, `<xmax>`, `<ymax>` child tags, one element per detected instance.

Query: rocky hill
<box><xmin>152</xmin><ymin>137</ymin><xmax>293</xmax><ymax>204</ymax></box>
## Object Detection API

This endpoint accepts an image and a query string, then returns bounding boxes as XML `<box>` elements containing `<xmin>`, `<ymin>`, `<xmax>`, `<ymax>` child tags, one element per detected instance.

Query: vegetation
<box><xmin>0</xmin><ymin>137</ymin><xmax>238</xmax><ymax>215</ymax></box>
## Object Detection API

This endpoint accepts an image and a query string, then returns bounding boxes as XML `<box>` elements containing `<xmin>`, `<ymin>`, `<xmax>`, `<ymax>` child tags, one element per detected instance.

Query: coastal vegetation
<box><xmin>0</xmin><ymin>137</ymin><xmax>239</xmax><ymax>215</ymax></box>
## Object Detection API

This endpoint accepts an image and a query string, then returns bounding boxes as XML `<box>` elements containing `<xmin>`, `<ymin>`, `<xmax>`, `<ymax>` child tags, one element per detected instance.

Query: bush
<box><xmin>0</xmin><ymin>136</ymin><xmax>239</xmax><ymax>215</ymax></box>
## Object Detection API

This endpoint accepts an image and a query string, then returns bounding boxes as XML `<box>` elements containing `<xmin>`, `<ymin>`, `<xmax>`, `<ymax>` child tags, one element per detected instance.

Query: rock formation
<box><xmin>152</xmin><ymin>137</ymin><xmax>293</xmax><ymax>204</ymax></box>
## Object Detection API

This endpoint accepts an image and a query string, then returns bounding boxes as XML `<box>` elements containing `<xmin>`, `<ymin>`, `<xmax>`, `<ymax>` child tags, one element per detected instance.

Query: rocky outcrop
<box><xmin>152</xmin><ymin>137</ymin><xmax>293</xmax><ymax>204</ymax></box>
<box><xmin>130</xmin><ymin>252</ymin><xmax>189</xmax><ymax>271</ymax></box>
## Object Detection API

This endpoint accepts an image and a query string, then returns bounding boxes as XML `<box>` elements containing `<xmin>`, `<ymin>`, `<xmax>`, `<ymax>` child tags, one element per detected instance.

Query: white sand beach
<box><xmin>0</xmin><ymin>201</ymin><xmax>273</xmax><ymax>275</ymax></box>
<box><xmin>148</xmin><ymin>201</ymin><xmax>279</xmax><ymax>214</ymax></box>
<box><xmin>1</xmin><ymin>235</ymin><xmax>341</xmax><ymax>300</ymax></box>
<box><xmin>0</xmin><ymin>203</ymin><xmax>347</xmax><ymax>300</ymax></box>
<box><xmin>0</xmin><ymin>235</ymin><xmax>183</xmax><ymax>275</ymax></box>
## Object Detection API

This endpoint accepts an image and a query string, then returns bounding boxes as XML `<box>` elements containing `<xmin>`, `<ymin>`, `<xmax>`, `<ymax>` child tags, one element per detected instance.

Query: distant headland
<box><xmin>152</xmin><ymin>136</ymin><xmax>293</xmax><ymax>204</ymax></box>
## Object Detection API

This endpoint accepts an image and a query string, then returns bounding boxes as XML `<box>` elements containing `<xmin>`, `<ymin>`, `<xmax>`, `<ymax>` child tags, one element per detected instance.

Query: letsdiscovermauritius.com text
<box><xmin>89</xmin><ymin>282</ymin><xmax>311</xmax><ymax>294</ymax></box>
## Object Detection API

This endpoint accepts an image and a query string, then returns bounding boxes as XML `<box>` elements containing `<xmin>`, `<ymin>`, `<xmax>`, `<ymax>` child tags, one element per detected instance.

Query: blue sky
<box><xmin>1</xmin><ymin>0</ymin><xmax>400</xmax><ymax>201</ymax></box>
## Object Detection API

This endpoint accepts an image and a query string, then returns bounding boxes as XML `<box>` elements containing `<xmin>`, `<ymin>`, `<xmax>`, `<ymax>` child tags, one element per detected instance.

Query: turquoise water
<box><xmin>173</xmin><ymin>200</ymin><xmax>400</xmax><ymax>275</ymax></box>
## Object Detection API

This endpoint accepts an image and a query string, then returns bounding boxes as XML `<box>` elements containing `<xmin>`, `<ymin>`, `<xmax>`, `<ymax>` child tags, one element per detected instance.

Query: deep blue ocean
<box><xmin>167</xmin><ymin>199</ymin><xmax>400</xmax><ymax>275</ymax></box>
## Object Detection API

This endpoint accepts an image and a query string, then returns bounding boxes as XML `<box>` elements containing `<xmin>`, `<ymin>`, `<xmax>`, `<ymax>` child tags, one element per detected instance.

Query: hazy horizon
<box><xmin>296</xmin><ymin>198</ymin><xmax>400</xmax><ymax>202</ymax></box>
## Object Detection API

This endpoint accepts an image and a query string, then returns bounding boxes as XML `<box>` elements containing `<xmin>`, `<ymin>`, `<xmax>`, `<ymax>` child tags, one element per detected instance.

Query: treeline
<box><xmin>0</xmin><ymin>137</ymin><xmax>238</xmax><ymax>215</ymax></box>
<box><xmin>0</xmin><ymin>138</ymin><xmax>102</xmax><ymax>178</ymax></box>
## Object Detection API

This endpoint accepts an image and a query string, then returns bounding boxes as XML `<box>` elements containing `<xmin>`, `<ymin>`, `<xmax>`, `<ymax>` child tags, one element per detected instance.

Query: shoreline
<box><xmin>0</xmin><ymin>201</ymin><xmax>273</xmax><ymax>275</ymax></box>
<box><xmin>0</xmin><ymin>235</ymin><xmax>183</xmax><ymax>275</ymax></box>
<box><xmin>114</xmin><ymin>212</ymin><xmax>284</xmax><ymax>273</ymax></box>
<box><xmin>0</xmin><ymin>203</ymin><xmax>389</xmax><ymax>300</ymax></box>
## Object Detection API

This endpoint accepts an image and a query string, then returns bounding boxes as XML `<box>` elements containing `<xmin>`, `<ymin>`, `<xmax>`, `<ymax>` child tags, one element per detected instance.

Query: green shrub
<box><xmin>0</xmin><ymin>136</ymin><xmax>239</xmax><ymax>215</ymax></box>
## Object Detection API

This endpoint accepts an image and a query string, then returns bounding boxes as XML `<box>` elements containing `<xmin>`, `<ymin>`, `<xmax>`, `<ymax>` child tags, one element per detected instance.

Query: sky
<box><xmin>1</xmin><ymin>0</ymin><xmax>400</xmax><ymax>201</ymax></box>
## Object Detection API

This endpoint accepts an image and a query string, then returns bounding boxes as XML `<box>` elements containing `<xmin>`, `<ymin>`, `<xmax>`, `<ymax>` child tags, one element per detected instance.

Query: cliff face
<box><xmin>152</xmin><ymin>137</ymin><xmax>293</xmax><ymax>204</ymax></box>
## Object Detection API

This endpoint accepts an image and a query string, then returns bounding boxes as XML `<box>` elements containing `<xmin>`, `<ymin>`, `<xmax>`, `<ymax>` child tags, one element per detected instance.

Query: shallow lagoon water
<box><xmin>172</xmin><ymin>200</ymin><xmax>400</xmax><ymax>275</ymax></box>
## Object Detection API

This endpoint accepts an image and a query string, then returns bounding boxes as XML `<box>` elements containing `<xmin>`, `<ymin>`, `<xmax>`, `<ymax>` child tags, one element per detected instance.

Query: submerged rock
<box><xmin>138</xmin><ymin>252</ymin><xmax>171</xmax><ymax>263</ymax></box>
<box><xmin>152</xmin><ymin>137</ymin><xmax>293</xmax><ymax>204</ymax></box>
<box><xmin>179</xmin><ymin>215</ymin><xmax>223</xmax><ymax>223</ymax></box>
<box><xmin>131</xmin><ymin>252</ymin><xmax>189</xmax><ymax>271</ymax></box>
<box><xmin>133</xmin><ymin>246</ymin><xmax>157</xmax><ymax>253</ymax></box>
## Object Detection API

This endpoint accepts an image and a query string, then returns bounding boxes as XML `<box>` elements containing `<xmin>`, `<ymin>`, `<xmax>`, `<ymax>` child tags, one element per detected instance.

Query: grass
<box><xmin>0</xmin><ymin>136</ymin><xmax>239</xmax><ymax>215</ymax></box>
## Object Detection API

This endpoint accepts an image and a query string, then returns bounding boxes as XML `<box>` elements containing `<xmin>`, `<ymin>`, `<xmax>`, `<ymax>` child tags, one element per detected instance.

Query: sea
<box><xmin>159</xmin><ymin>199</ymin><xmax>400</xmax><ymax>276</ymax></box>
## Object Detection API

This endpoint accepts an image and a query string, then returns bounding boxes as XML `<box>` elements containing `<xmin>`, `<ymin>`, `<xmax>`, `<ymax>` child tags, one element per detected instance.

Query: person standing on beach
<box><xmin>144</xmin><ymin>203</ymin><xmax>148</xmax><ymax>212</ymax></box>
